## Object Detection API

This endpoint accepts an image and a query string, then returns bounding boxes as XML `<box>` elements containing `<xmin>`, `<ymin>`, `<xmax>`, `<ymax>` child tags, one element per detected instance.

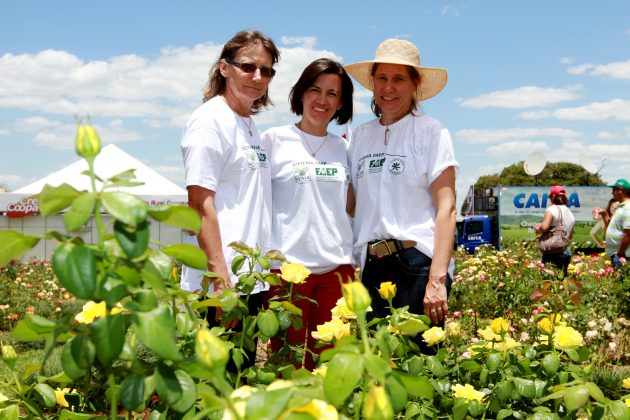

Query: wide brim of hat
<box><xmin>344</xmin><ymin>58</ymin><xmax>448</xmax><ymax>101</ymax></box>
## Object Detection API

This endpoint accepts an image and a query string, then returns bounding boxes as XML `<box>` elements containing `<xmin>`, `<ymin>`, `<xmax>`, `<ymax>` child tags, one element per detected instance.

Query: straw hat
<box><xmin>344</xmin><ymin>39</ymin><xmax>448</xmax><ymax>101</ymax></box>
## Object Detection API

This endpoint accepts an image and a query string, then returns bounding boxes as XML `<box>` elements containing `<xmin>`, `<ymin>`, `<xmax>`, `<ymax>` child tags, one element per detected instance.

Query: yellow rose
<box><xmin>342</xmin><ymin>282</ymin><xmax>371</xmax><ymax>314</ymax></box>
<box><xmin>311</xmin><ymin>318</ymin><xmax>351</xmax><ymax>343</ymax></box>
<box><xmin>266</xmin><ymin>379</ymin><xmax>294</xmax><ymax>391</ymax></box>
<box><xmin>280</xmin><ymin>262</ymin><xmax>311</xmax><ymax>284</ymax></box>
<box><xmin>490</xmin><ymin>317</ymin><xmax>510</xmax><ymax>335</ymax></box>
<box><xmin>625</xmin><ymin>398</ymin><xmax>630</xmax><ymax>408</ymax></box>
<box><xmin>623</xmin><ymin>377</ymin><xmax>630</xmax><ymax>389</ymax></box>
<box><xmin>289</xmin><ymin>399</ymin><xmax>339</xmax><ymax>420</ymax></box>
<box><xmin>553</xmin><ymin>326</ymin><xmax>583</xmax><ymax>350</ymax></box>
<box><xmin>313</xmin><ymin>365</ymin><xmax>328</xmax><ymax>377</ymax></box>
<box><xmin>330</xmin><ymin>297</ymin><xmax>357</xmax><ymax>321</ymax></box>
<box><xmin>55</xmin><ymin>389</ymin><xmax>69</xmax><ymax>407</ymax></box>
<box><xmin>422</xmin><ymin>326</ymin><xmax>446</xmax><ymax>346</ymax></box>
<box><xmin>74</xmin><ymin>122</ymin><xmax>102</xmax><ymax>159</ymax></box>
<box><xmin>477</xmin><ymin>326</ymin><xmax>502</xmax><ymax>342</ymax></box>
<box><xmin>222</xmin><ymin>386</ymin><xmax>258</xmax><ymax>420</ymax></box>
<box><xmin>377</xmin><ymin>281</ymin><xmax>397</xmax><ymax>300</ymax></box>
<box><xmin>362</xmin><ymin>385</ymin><xmax>394</xmax><ymax>420</ymax></box>
<box><xmin>446</xmin><ymin>321</ymin><xmax>461</xmax><ymax>338</ymax></box>
<box><xmin>537</xmin><ymin>314</ymin><xmax>566</xmax><ymax>335</ymax></box>
<box><xmin>493</xmin><ymin>337</ymin><xmax>521</xmax><ymax>352</ymax></box>
<box><xmin>452</xmin><ymin>383</ymin><xmax>485</xmax><ymax>402</ymax></box>
<box><xmin>74</xmin><ymin>301</ymin><xmax>121</xmax><ymax>324</ymax></box>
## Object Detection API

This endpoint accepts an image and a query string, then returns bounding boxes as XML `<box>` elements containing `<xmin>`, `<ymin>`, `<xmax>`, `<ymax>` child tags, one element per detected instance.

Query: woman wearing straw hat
<box><xmin>345</xmin><ymin>39</ymin><xmax>458</xmax><ymax>339</ymax></box>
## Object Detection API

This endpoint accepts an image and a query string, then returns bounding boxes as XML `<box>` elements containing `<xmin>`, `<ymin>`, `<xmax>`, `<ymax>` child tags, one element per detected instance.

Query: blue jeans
<box><xmin>361</xmin><ymin>247</ymin><xmax>452</xmax><ymax>352</ymax></box>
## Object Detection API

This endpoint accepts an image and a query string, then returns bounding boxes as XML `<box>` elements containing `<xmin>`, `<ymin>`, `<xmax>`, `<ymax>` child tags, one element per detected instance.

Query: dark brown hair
<box><xmin>550</xmin><ymin>193</ymin><xmax>568</xmax><ymax>205</ymax></box>
<box><xmin>289</xmin><ymin>58</ymin><xmax>354</xmax><ymax>125</ymax></box>
<box><xmin>370</xmin><ymin>63</ymin><xmax>421</xmax><ymax>118</ymax></box>
<box><xmin>202</xmin><ymin>30</ymin><xmax>280</xmax><ymax>114</ymax></box>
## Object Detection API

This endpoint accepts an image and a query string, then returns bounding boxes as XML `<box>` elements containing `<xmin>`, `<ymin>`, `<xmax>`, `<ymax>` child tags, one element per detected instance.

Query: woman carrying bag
<box><xmin>535</xmin><ymin>186</ymin><xmax>575</xmax><ymax>276</ymax></box>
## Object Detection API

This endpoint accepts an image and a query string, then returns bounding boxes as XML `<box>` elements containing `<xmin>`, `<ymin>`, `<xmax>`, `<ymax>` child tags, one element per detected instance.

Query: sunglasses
<box><xmin>225</xmin><ymin>60</ymin><xmax>275</xmax><ymax>78</ymax></box>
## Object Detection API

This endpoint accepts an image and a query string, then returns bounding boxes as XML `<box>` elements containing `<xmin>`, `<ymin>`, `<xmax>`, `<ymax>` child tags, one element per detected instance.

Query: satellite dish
<box><xmin>579</xmin><ymin>154</ymin><xmax>598</xmax><ymax>175</ymax></box>
<box><xmin>524</xmin><ymin>151</ymin><xmax>547</xmax><ymax>176</ymax></box>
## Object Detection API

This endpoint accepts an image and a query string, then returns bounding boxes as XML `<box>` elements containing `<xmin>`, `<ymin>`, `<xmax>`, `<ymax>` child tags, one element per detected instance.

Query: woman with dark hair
<box><xmin>261</xmin><ymin>58</ymin><xmax>354</xmax><ymax>369</ymax></box>
<box><xmin>180</xmin><ymin>30</ymin><xmax>279</xmax><ymax>353</ymax></box>
<box><xmin>535</xmin><ymin>186</ymin><xmax>575</xmax><ymax>276</ymax></box>
<box><xmin>344</xmin><ymin>39</ymin><xmax>458</xmax><ymax>351</ymax></box>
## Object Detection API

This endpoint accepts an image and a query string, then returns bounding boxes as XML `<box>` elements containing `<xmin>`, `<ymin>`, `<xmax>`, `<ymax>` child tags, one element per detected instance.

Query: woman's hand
<box><xmin>424</xmin><ymin>272</ymin><xmax>448</xmax><ymax>324</ymax></box>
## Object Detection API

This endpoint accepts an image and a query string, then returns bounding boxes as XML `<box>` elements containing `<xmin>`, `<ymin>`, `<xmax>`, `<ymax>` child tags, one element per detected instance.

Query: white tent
<box><xmin>0</xmin><ymin>144</ymin><xmax>190</xmax><ymax>259</ymax></box>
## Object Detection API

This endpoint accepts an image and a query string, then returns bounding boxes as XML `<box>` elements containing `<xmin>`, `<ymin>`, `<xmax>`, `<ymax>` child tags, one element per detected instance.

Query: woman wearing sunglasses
<box><xmin>261</xmin><ymin>58</ymin><xmax>355</xmax><ymax>369</ymax></box>
<box><xmin>180</xmin><ymin>30</ymin><xmax>279</xmax><ymax>365</ymax></box>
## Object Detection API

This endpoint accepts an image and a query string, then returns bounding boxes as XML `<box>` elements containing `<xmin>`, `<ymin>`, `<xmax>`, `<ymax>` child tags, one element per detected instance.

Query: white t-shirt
<box><xmin>261</xmin><ymin>125</ymin><xmax>354</xmax><ymax>273</ymax></box>
<box><xmin>349</xmin><ymin>112</ymin><xmax>459</xmax><ymax>275</ymax></box>
<box><xmin>180</xmin><ymin>96</ymin><xmax>272</xmax><ymax>293</ymax></box>
<box><xmin>546</xmin><ymin>205</ymin><xmax>575</xmax><ymax>234</ymax></box>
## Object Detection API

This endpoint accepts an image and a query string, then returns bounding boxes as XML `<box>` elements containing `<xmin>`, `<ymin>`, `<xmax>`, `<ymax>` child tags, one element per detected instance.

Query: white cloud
<box><xmin>560</xmin><ymin>57</ymin><xmax>573</xmax><ymax>65</ymax></box>
<box><xmin>597</xmin><ymin>131</ymin><xmax>618</xmax><ymax>139</ymax></box>
<box><xmin>441</xmin><ymin>4</ymin><xmax>463</xmax><ymax>16</ymax></box>
<box><xmin>14</xmin><ymin>116</ymin><xmax>62</xmax><ymax>132</ymax></box>
<box><xmin>567</xmin><ymin>59</ymin><xmax>630</xmax><ymax>80</ymax></box>
<box><xmin>552</xmin><ymin>99</ymin><xmax>630</xmax><ymax>121</ymax></box>
<box><xmin>30</xmin><ymin>121</ymin><xmax>144</xmax><ymax>150</ymax></box>
<box><xmin>0</xmin><ymin>128</ymin><xmax>10</xmax><ymax>136</ymax></box>
<box><xmin>456</xmin><ymin>85</ymin><xmax>582</xmax><ymax>109</ymax></box>
<box><xmin>516</xmin><ymin>110</ymin><xmax>551</xmax><ymax>120</ymax></box>
<box><xmin>0</xmin><ymin>174</ymin><xmax>25</xmax><ymax>190</ymax></box>
<box><xmin>280</xmin><ymin>36</ymin><xmax>317</xmax><ymax>49</ymax></box>
<box><xmin>485</xmin><ymin>141</ymin><xmax>549</xmax><ymax>157</ymax></box>
<box><xmin>455</xmin><ymin>127</ymin><xmax>582</xmax><ymax>144</ymax></box>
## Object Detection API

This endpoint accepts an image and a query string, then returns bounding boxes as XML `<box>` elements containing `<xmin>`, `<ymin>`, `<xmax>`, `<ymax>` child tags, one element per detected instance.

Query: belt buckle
<box><xmin>371</xmin><ymin>240</ymin><xmax>395</xmax><ymax>259</ymax></box>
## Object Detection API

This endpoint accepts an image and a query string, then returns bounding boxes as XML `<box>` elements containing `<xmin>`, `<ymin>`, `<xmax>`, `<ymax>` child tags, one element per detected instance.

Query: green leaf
<box><xmin>363</xmin><ymin>353</ymin><xmax>391</xmax><ymax>382</ymax></box>
<box><xmin>0</xmin><ymin>231</ymin><xmax>40</xmax><ymax>266</ymax></box>
<box><xmin>141</xmin><ymin>251</ymin><xmax>173</xmax><ymax>290</ymax></box>
<box><xmin>155</xmin><ymin>364</ymin><xmax>182</xmax><ymax>405</ymax></box>
<box><xmin>563</xmin><ymin>348</ymin><xmax>581</xmax><ymax>362</ymax></box>
<box><xmin>63</xmin><ymin>192</ymin><xmax>96</xmax><ymax>232</ymax></box>
<box><xmin>162</xmin><ymin>244</ymin><xmax>207</xmax><ymax>271</ymax></box>
<box><xmin>324</xmin><ymin>352</ymin><xmax>364</xmax><ymax>407</ymax></box>
<box><xmin>452</xmin><ymin>399</ymin><xmax>469</xmax><ymax>420</ymax></box>
<box><xmin>114</xmin><ymin>220</ymin><xmax>150</xmax><ymax>258</ymax></box>
<box><xmin>426</xmin><ymin>355</ymin><xmax>447</xmax><ymax>378</ymax></box>
<box><xmin>61</xmin><ymin>335</ymin><xmax>95</xmax><ymax>380</ymax></box>
<box><xmin>33</xmin><ymin>383</ymin><xmax>57</xmax><ymax>408</ymax></box>
<box><xmin>0</xmin><ymin>405</ymin><xmax>20</xmax><ymax>420</ymax></box>
<box><xmin>170</xmin><ymin>370</ymin><xmax>197</xmax><ymax>413</ymax></box>
<box><xmin>12</xmin><ymin>315</ymin><xmax>56</xmax><ymax>341</ymax></box>
<box><xmin>246</xmin><ymin>388</ymin><xmax>293</xmax><ymax>419</ymax></box>
<box><xmin>132</xmin><ymin>305</ymin><xmax>180</xmax><ymax>361</ymax></box>
<box><xmin>541</xmin><ymin>353</ymin><xmax>561</xmax><ymax>377</ymax></box>
<box><xmin>59</xmin><ymin>409</ymin><xmax>107</xmax><ymax>419</ymax></box>
<box><xmin>99</xmin><ymin>275</ymin><xmax>130</xmax><ymax>307</ymax></box>
<box><xmin>231</xmin><ymin>255</ymin><xmax>246</xmax><ymax>275</ymax></box>
<box><xmin>494</xmin><ymin>381</ymin><xmax>513</xmax><ymax>402</ymax></box>
<box><xmin>281</xmin><ymin>301</ymin><xmax>303</xmax><ymax>317</ymax></box>
<box><xmin>397</xmin><ymin>374</ymin><xmax>433</xmax><ymax>400</ymax></box>
<box><xmin>38</xmin><ymin>183</ymin><xmax>81</xmax><ymax>216</ymax></box>
<box><xmin>91</xmin><ymin>313</ymin><xmax>126</xmax><ymax>365</ymax></box>
<box><xmin>108</xmin><ymin>168</ymin><xmax>137</xmax><ymax>182</ymax></box>
<box><xmin>513</xmin><ymin>377</ymin><xmax>536</xmax><ymax>399</ymax></box>
<box><xmin>120</xmin><ymin>374</ymin><xmax>147</xmax><ymax>411</ymax></box>
<box><xmin>563</xmin><ymin>384</ymin><xmax>589</xmax><ymax>412</ymax></box>
<box><xmin>149</xmin><ymin>205</ymin><xmax>201</xmax><ymax>234</ymax></box>
<box><xmin>460</xmin><ymin>360</ymin><xmax>482</xmax><ymax>373</ymax></box>
<box><xmin>385</xmin><ymin>374</ymin><xmax>408</xmax><ymax>413</ymax></box>
<box><xmin>584</xmin><ymin>381</ymin><xmax>607</xmax><ymax>404</ymax></box>
<box><xmin>485</xmin><ymin>352</ymin><xmax>502</xmax><ymax>373</ymax></box>
<box><xmin>52</xmin><ymin>243</ymin><xmax>96</xmax><ymax>300</ymax></box>
<box><xmin>257</xmin><ymin>310</ymin><xmax>280</xmax><ymax>338</ymax></box>
<box><xmin>609</xmin><ymin>399</ymin><xmax>630</xmax><ymax>419</ymax></box>
<box><xmin>101</xmin><ymin>191</ymin><xmax>148</xmax><ymax>226</ymax></box>
<box><xmin>496</xmin><ymin>408</ymin><xmax>514</xmax><ymax>420</ymax></box>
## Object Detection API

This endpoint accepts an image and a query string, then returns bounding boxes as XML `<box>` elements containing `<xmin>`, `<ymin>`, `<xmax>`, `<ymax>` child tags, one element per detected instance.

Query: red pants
<box><xmin>266</xmin><ymin>264</ymin><xmax>354</xmax><ymax>370</ymax></box>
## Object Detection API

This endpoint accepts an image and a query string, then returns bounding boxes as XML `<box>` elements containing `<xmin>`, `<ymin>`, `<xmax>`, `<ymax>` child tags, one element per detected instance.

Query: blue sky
<box><xmin>1</xmin><ymin>0</ymin><xmax>629</xmax><ymax>211</ymax></box>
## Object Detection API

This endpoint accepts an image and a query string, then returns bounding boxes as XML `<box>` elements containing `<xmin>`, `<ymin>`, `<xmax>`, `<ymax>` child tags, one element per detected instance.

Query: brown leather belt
<box><xmin>367</xmin><ymin>239</ymin><xmax>416</xmax><ymax>259</ymax></box>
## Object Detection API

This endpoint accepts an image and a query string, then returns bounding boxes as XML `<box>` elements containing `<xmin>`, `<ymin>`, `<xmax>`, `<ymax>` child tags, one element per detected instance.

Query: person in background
<box><xmin>344</xmin><ymin>38</ymin><xmax>458</xmax><ymax>350</ymax></box>
<box><xmin>535</xmin><ymin>186</ymin><xmax>575</xmax><ymax>276</ymax></box>
<box><xmin>180</xmin><ymin>30</ymin><xmax>280</xmax><ymax>366</ymax></box>
<box><xmin>592</xmin><ymin>198</ymin><xmax>619</xmax><ymax>247</ymax></box>
<box><xmin>605</xmin><ymin>179</ymin><xmax>630</xmax><ymax>268</ymax></box>
<box><xmin>261</xmin><ymin>58</ymin><xmax>354</xmax><ymax>369</ymax></box>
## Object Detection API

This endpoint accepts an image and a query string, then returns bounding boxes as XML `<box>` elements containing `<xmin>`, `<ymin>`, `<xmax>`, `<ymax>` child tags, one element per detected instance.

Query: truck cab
<box><xmin>456</xmin><ymin>215</ymin><xmax>494</xmax><ymax>253</ymax></box>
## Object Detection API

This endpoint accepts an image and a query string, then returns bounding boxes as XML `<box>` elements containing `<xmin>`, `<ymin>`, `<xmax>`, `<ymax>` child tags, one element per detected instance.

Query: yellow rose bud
<box><xmin>342</xmin><ymin>282</ymin><xmax>372</xmax><ymax>314</ymax></box>
<box><xmin>451</xmin><ymin>383</ymin><xmax>485</xmax><ymax>402</ymax></box>
<box><xmin>291</xmin><ymin>399</ymin><xmax>339</xmax><ymax>419</ymax></box>
<box><xmin>363</xmin><ymin>385</ymin><xmax>393</xmax><ymax>420</ymax></box>
<box><xmin>74</xmin><ymin>301</ymin><xmax>121</xmax><ymax>324</ymax></box>
<box><xmin>446</xmin><ymin>321</ymin><xmax>461</xmax><ymax>338</ymax></box>
<box><xmin>1</xmin><ymin>344</ymin><xmax>17</xmax><ymax>368</ymax></box>
<box><xmin>552</xmin><ymin>326</ymin><xmax>583</xmax><ymax>350</ymax></box>
<box><xmin>55</xmin><ymin>388</ymin><xmax>69</xmax><ymax>407</ymax></box>
<box><xmin>195</xmin><ymin>327</ymin><xmax>230</xmax><ymax>371</ymax></box>
<box><xmin>75</xmin><ymin>122</ymin><xmax>102</xmax><ymax>159</ymax></box>
<box><xmin>377</xmin><ymin>281</ymin><xmax>397</xmax><ymax>300</ymax></box>
<box><xmin>490</xmin><ymin>317</ymin><xmax>510</xmax><ymax>335</ymax></box>
<box><xmin>623</xmin><ymin>378</ymin><xmax>630</xmax><ymax>389</ymax></box>
<box><xmin>422</xmin><ymin>326</ymin><xmax>446</xmax><ymax>346</ymax></box>
<box><xmin>280</xmin><ymin>262</ymin><xmax>311</xmax><ymax>284</ymax></box>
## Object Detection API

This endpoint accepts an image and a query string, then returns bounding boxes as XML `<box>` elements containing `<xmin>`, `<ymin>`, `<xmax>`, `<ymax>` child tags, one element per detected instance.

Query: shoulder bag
<box><xmin>538</xmin><ymin>206</ymin><xmax>569</xmax><ymax>254</ymax></box>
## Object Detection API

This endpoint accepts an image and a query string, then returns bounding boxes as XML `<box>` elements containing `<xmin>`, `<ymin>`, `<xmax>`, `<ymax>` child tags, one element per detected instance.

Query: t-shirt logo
<box><xmin>357</xmin><ymin>160</ymin><xmax>366</xmax><ymax>178</ymax></box>
<box><xmin>389</xmin><ymin>158</ymin><xmax>405</xmax><ymax>175</ymax></box>
<box><xmin>293</xmin><ymin>165</ymin><xmax>311</xmax><ymax>184</ymax></box>
<box><xmin>245</xmin><ymin>150</ymin><xmax>260</xmax><ymax>169</ymax></box>
<box><xmin>369</xmin><ymin>157</ymin><xmax>386</xmax><ymax>174</ymax></box>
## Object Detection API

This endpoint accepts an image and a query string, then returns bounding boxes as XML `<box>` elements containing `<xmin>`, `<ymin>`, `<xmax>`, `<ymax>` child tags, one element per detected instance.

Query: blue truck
<box><xmin>456</xmin><ymin>214</ymin><xmax>497</xmax><ymax>253</ymax></box>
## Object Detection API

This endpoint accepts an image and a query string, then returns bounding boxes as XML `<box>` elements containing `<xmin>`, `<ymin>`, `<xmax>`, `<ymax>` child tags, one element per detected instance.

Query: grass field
<box><xmin>501</xmin><ymin>221</ymin><xmax>603</xmax><ymax>247</ymax></box>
